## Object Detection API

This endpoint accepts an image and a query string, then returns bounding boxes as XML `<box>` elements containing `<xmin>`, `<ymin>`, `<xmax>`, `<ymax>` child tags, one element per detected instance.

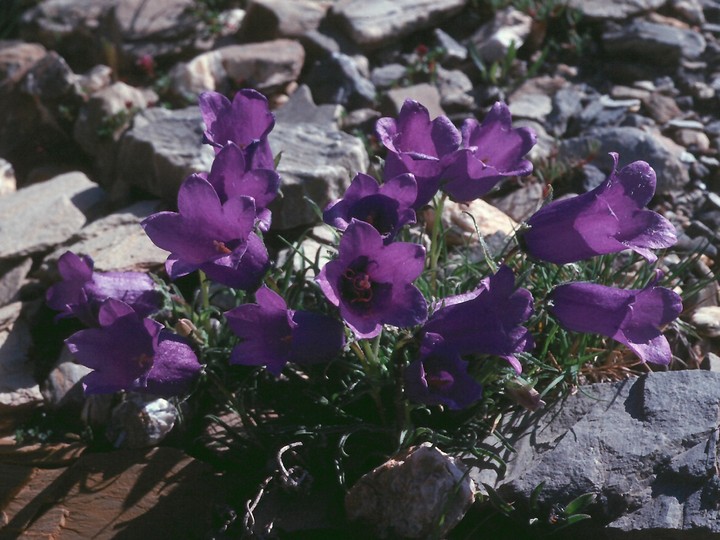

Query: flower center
<box><xmin>136</xmin><ymin>353</ymin><xmax>153</xmax><ymax>370</ymax></box>
<box><xmin>213</xmin><ymin>240</ymin><xmax>233</xmax><ymax>254</ymax></box>
<box><xmin>342</xmin><ymin>268</ymin><xmax>373</xmax><ymax>304</ymax></box>
<box><xmin>426</xmin><ymin>370</ymin><xmax>453</xmax><ymax>390</ymax></box>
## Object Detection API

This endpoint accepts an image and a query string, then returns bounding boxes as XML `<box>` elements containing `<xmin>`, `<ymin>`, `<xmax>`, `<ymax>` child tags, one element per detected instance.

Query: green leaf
<box><xmin>482</xmin><ymin>483</ymin><xmax>514</xmax><ymax>515</ymax></box>
<box><xmin>529</xmin><ymin>480</ymin><xmax>545</xmax><ymax>512</ymax></box>
<box><xmin>565</xmin><ymin>492</ymin><xmax>596</xmax><ymax>515</ymax></box>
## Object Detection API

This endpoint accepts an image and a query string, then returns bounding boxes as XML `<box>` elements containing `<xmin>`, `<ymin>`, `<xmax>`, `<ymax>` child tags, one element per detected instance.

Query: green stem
<box><xmin>197</xmin><ymin>270</ymin><xmax>212</xmax><ymax>338</ymax></box>
<box><xmin>429</xmin><ymin>193</ymin><xmax>447</xmax><ymax>295</ymax></box>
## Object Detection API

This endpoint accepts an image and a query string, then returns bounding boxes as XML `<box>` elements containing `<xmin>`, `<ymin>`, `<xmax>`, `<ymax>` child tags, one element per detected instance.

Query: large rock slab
<box><xmin>331</xmin><ymin>0</ymin><xmax>466</xmax><ymax>49</ymax></box>
<box><xmin>269</xmin><ymin>121</ymin><xmax>369</xmax><ymax>229</ymax></box>
<box><xmin>114</xmin><ymin>106</ymin><xmax>214</xmax><ymax>202</ymax></box>
<box><xmin>240</xmin><ymin>0</ymin><xmax>329</xmax><ymax>41</ymax></box>
<box><xmin>40</xmin><ymin>200</ymin><xmax>168</xmax><ymax>277</ymax></box>
<box><xmin>475</xmin><ymin>371</ymin><xmax>720</xmax><ymax>538</ymax></box>
<box><xmin>0</xmin><ymin>172</ymin><xmax>105</xmax><ymax>260</ymax></box>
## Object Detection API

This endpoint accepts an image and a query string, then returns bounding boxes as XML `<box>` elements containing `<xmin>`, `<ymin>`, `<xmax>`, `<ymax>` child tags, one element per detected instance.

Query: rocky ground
<box><xmin>2</xmin><ymin>0</ymin><xmax>720</xmax><ymax>538</ymax></box>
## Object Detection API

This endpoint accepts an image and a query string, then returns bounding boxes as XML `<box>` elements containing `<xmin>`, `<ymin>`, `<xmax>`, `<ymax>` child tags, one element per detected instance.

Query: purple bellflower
<box><xmin>142</xmin><ymin>175</ymin><xmax>269</xmax><ymax>290</ymax></box>
<box><xmin>442</xmin><ymin>102</ymin><xmax>536</xmax><ymax>202</ymax></box>
<box><xmin>316</xmin><ymin>220</ymin><xmax>427</xmax><ymax>339</ymax></box>
<box><xmin>199</xmin><ymin>89</ymin><xmax>275</xmax><ymax>169</ymax></box>
<box><xmin>404</xmin><ymin>333</ymin><xmax>483</xmax><ymax>410</ymax></box>
<box><xmin>376</xmin><ymin>100</ymin><xmax>462</xmax><ymax>207</ymax></box>
<box><xmin>46</xmin><ymin>251</ymin><xmax>161</xmax><ymax>327</ymax></box>
<box><xmin>422</xmin><ymin>265</ymin><xmax>534</xmax><ymax>373</ymax></box>
<box><xmin>521</xmin><ymin>154</ymin><xmax>677</xmax><ymax>264</ymax></box>
<box><xmin>199</xmin><ymin>142</ymin><xmax>280</xmax><ymax>232</ymax></box>
<box><xmin>323</xmin><ymin>172</ymin><xmax>417</xmax><ymax>243</ymax></box>
<box><xmin>225</xmin><ymin>285</ymin><xmax>345</xmax><ymax>376</ymax></box>
<box><xmin>65</xmin><ymin>298</ymin><xmax>201</xmax><ymax>396</ymax></box>
<box><xmin>549</xmin><ymin>271</ymin><xmax>683</xmax><ymax>365</ymax></box>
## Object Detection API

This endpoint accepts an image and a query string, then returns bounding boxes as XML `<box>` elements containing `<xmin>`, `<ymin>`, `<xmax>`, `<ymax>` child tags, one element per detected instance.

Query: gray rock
<box><xmin>40</xmin><ymin>200</ymin><xmax>168</xmax><ymax>278</ymax></box>
<box><xmin>331</xmin><ymin>0</ymin><xmax>466</xmax><ymax>49</ymax></box>
<box><xmin>436</xmin><ymin>66</ymin><xmax>474</xmax><ymax>112</ymax></box>
<box><xmin>547</xmin><ymin>85</ymin><xmax>585</xmax><ymax>136</ymax></box>
<box><xmin>467</xmin><ymin>7</ymin><xmax>533</xmax><ymax>64</ymax></box>
<box><xmin>346</xmin><ymin>443</ymin><xmax>475</xmax><ymax>539</ymax></box>
<box><xmin>268</xmin><ymin>121</ymin><xmax>369</xmax><ymax>230</ymax></box>
<box><xmin>240</xmin><ymin>0</ymin><xmax>328</xmax><ymax>41</ymax></box>
<box><xmin>384</xmin><ymin>83</ymin><xmax>444</xmax><ymax>119</ymax></box>
<box><xmin>274</xmin><ymin>85</ymin><xmax>343</xmax><ymax>128</ymax></box>
<box><xmin>0</xmin><ymin>41</ymin><xmax>47</xmax><ymax>86</ymax></box>
<box><xmin>508</xmin><ymin>76</ymin><xmax>568</xmax><ymax>124</ymax></box>
<box><xmin>567</xmin><ymin>0</ymin><xmax>666</xmax><ymax>20</ymax></box>
<box><xmin>73</xmin><ymin>81</ymin><xmax>158</xmax><ymax>157</ymax></box>
<box><xmin>0</xmin><ymin>302</ymin><xmax>42</xmax><ymax>431</ymax></box>
<box><xmin>305</xmin><ymin>52</ymin><xmax>376</xmax><ymax>109</ymax></box>
<box><xmin>41</xmin><ymin>347</ymin><xmax>91</xmax><ymax>411</ymax></box>
<box><xmin>670</xmin><ymin>0</ymin><xmax>706</xmax><ymax>25</ymax></box>
<box><xmin>19</xmin><ymin>0</ymin><xmax>114</xmax><ymax>70</ymax></box>
<box><xmin>433</xmin><ymin>28</ymin><xmax>467</xmax><ymax>65</ymax></box>
<box><xmin>0</xmin><ymin>158</ymin><xmax>16</xmax><ymax>197</ymax></box>
<box><xmin>603</xmin><ymin>19</ymin><xmax>706</xmax><ymax>64</ymax></box>
<box><xmin>370</xmin><ymin>63</ymin><xmax>407</xmax><ymax>89</ymax></box>
<box><xmin>0</xmin><ymin>258</ymin><xmax>32</xmax><ymax>308</ymax></box>
<box><xmin>0</xmin><ymin>171</ymin><xmax>105</xmax><ymax>260</ymax></box>
<box><xmin>114</xmin><ymin>106</ymin><xmax>215</xmax><ymax>202</ymax></box>
<box><xmin>475</xmin><ymin>371</ymin><xmax>720</xmax><ymax>537</ymax></box>
<box><xmin>168</xmin><ymin>40</ymin><xmax>305</xmax><ymax>102</ymax></box>
<box><xmin>558</xmin><ymin>126</ymin><xmax>690</xmax><ymax>191</ymax></box>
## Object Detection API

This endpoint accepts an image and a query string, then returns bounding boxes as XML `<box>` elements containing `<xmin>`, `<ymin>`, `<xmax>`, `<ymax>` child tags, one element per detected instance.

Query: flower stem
<box><xmin>197</xmin><ymin>270</ymin><xmax>213</xmax><ymax>339</ymax></box>
<box><xmin>429</xmin><ymin>193</ymin><xmax>447</xmax><ymax>295</ymax></box>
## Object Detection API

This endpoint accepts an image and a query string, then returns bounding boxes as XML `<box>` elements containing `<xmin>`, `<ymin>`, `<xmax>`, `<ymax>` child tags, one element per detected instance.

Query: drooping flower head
<box><xmin>520</xmin><ymin>154</ymin><xmax>677</xmax><ymax>265</ymax></box>
<box><xmin>316</xmin><ymin>220</ymin><xmax>427</xmax><ymax>339</ymax></box>
<box><xmin>199</xmin><ymin>142</ymin><xmax>281</xmax><ymax>232</ymax></box>
<box><xmin>442</xmin><ymin>102</ymin><xmax>536</xmax><ymax>202</ymax></box>
<box><xmin>65</xmin><ymin>298</ymin><xmax>201</xmax><ymax>396</ymax></box>
<box><xmin>376</xmin><ymin>100</ymin><xmax>462</xmax><ymax>207</ymax></box>
<box><xmin>323</xmin><ymin>172</ymin><xmax>417</xmax><ymax>243</ymax></box>
<box><xmin>225</xmin><ymin>285</ymin><xmax>345</xmax><ymax>376</ymax></box>
<box><xmin>199</xmin><ymin>89</ymin><xmax>275</xmax><ymax>169</ymax></box>
<box><xmin>46</xmin><ymin>251</ymin><xmax>161</xmax><ymax>327</ymax></box>
<box><xmin>404</xmin><ymin>333</ymin><xmax>483</xmax><ymax>410</ymax></box>
<box><xmin>141</xmin><ymin>175</ymin><xmax>269</xmax><ymax>290</ymax></box>
<box><xmin>422</xmin><ymin>265</ymin><xmax>534</xmax><ymax>373</ymax></box>
<box><xmin>548</xmin><ymin>271</ymin><xmax>682</xmax><ymax>365</ymax></box>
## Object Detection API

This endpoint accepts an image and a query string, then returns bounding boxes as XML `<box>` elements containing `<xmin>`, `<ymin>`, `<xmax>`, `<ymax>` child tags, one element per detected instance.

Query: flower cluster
<box><xmin>49</xmin><ymin>89</ymin><xmax>683</xmax><ymax>424</ymax></box>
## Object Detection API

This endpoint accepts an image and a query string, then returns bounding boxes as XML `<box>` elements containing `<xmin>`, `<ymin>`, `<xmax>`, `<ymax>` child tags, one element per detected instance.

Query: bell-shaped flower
<box><xmin>65</xmin><ymin>299</ymin><xmax>201</xmax><ymax>396</ymax></box>
<box><xmin>548</xmin><ymin>271</ymin><xmax>683</xmax><ymax>365</ymax></box>
<box><xmin>200</xmin><ymin>142</ymin><xmax>280</xmax><ymax>232</ymax></box>
<box><xmin>404</xmin><ymin>333</ymin><xmax>483</xmax><ymax>410</ymax></box>
<box><xmin>46</xmin><ymin>251</ymin><xmax>161</xmax><ymax>327</ymax></box>
<box><xmin>141</xmin><ymin>175</ymin><xmax>269</xmax><ymax>290</ymax></box>
<box><xmin>442</xmin><ymin>102</ymin><xmax>536</xmax><ymax>202</ymax></box>
<box><xmin>199</xmin><ymin>89</ymin><xmax>275</xmax><ymax>169</ymax></box>
<box><xmin>225</xmin><ymin>286</ymin><xmax>345</xmax><ymax>376</ymax></box>
<box><xmin>316</xmin><ymin>220</ymin><xmax>427</xmax><ymax>339</ymax></box>
<box><xmin>323</xmin><ymin>172</ymin><xmax>417</xmax><ymax>243</ymax></box>
<box><xmin>422</xmin><ymin>265</ymin><xmax>534</xmax><ymax>373</ymax></box>
<box><xmin>376</xmin><ymin>100</ymin><xmax>462</xmax><ymax>207</ymax></box>
<box><xmin>520</xmin><ymin>154</ymin><xmax>677</xmax><ymax>264</ymax></box>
